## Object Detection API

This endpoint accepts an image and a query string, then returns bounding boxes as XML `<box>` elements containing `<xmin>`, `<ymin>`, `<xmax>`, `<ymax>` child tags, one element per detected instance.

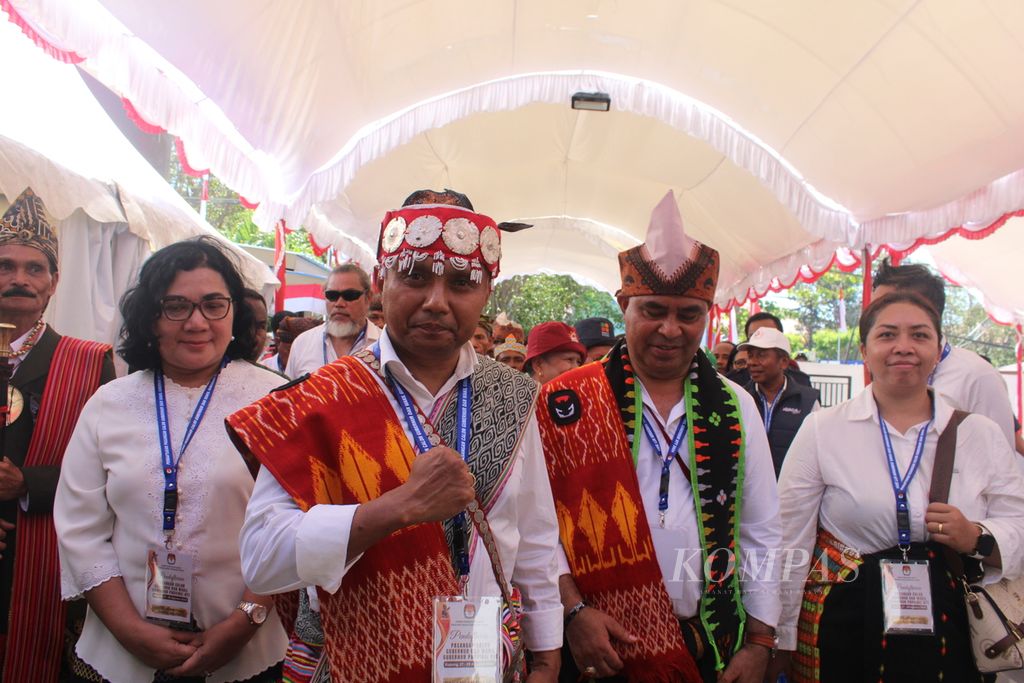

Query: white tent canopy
<box><xmin>8</xmin><ymin>0</ymin><xmax>1024</xmax><ymax>305</ymax></box>
<box><xmin>923</xmin><ymin>216</ymin><xmax>1024</xmax><ymax>328</ymax></box>
<box><xmin>0</xmin><ymin>16</ymin><xmax>276</xmax><ymax>349</ymax></box>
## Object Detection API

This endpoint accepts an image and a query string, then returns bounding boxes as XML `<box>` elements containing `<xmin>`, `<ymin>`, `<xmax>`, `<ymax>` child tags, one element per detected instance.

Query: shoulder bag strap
<box><xmin>466</xmin><ymin>500</ymin><xmax>517</xmax><ymax>607</ymax></box>
<box><xmin>467</xmin><ymin>500</ymin><xmax>526</xmax><ymax>681</ymax></box>
<box><xmin>929</xmin><ymin>409</ymin><xmax>970</xmax><ymax>579</ymax></box>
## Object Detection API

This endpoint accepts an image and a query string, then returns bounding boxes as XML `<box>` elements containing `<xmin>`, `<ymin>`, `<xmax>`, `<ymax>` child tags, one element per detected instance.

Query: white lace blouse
<box><xmin>55</xmin><ymin>360</ymin><xmax>288</xmax><ymax>683</ymax></box>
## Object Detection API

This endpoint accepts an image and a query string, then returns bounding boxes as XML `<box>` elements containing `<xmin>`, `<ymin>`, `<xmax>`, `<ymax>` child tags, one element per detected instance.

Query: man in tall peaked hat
<box><xmin>231</xmin><ymin>189</ymin><xmax>562</xmax><ymax>681</ymax></box>
<box><xmin>537</xmin><ymin>191</ymin><xmax>781</xmax><ymax>683</ymax></box>
<box><xmin>0</xmin><ymin>188</ymin><xmax>114</xmax><ymax>682</ymax></box>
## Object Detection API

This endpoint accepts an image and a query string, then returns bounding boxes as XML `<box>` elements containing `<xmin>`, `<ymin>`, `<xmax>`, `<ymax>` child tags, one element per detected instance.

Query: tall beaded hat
<box><xmin>617</xmin><ymin>190</ymin><xmax>718</xmax><ymax>303</ymax></box>
<box><xmin>0</xmin><ymin>188</ymin><xmax>58</xmax><ymax>271</ymax></box>
<box><xmin>376</xmin><ymin>189</ymin><xmax>501</xmax><ymax>285</ymax></box>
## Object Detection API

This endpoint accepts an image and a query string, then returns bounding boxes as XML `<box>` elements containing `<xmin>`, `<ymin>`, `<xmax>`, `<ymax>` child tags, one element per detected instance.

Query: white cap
<box><xmin>738</xmin><ymin>327</ymin><xmax>791</xmax><ymax>355</ymax></box>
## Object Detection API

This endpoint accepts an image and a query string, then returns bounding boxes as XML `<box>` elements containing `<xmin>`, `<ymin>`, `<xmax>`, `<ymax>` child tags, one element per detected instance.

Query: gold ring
<box><xmin>469</xmin><ymin>472</ymin><xmax>477</xmax><ymax>486</ymax></box>
<box><xmin>584</xmin><ymin>666</ymin><xmax>598</xmax><ymax>677</ymax></box>
<box><xmin>938</xmin><ymin>522</ymin><xmax>943</xmax><ymax>534</ymax></box>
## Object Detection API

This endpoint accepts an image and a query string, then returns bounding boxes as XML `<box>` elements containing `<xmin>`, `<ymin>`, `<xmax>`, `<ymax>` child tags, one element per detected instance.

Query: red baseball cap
<box><xmin>525</xmin><ymin>322</ymin><xmax>587</xmax><ymax>366</ymax></box>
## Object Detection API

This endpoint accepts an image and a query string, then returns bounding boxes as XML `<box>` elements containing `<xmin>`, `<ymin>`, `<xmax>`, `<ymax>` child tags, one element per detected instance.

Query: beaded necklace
<box><xmin>10</xmin><ymin>319</ymin><xmax>45</xmax><ymax>358</ymax></box>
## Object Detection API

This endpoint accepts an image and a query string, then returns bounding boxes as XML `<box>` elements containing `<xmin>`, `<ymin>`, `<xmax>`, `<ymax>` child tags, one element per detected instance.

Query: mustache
<box><xmin>2</xmin><ymin>287</ymin><xmax>34</xmax><ymax>298</ymax></box>
<box><xmin>648</xmin><ymin>336</ymin><xmax>684</xmax><ymax>348</ymax></box>
<box><xmin>411</xmin><ymin>316</ymin><xmax>456</xmax><ymax>332</ymax></box>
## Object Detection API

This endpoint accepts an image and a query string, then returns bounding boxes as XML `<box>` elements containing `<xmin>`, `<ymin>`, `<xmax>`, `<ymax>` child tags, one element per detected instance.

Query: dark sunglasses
<box><xmin>324</xmin><ymin>288</ymin><xmax>366</xmax><ymax>303</ymax></box>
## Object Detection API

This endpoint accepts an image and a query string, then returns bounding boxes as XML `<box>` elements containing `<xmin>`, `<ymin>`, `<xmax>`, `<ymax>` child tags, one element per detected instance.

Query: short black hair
<box><xmin>726</xmin><ymin>343</ymin><xmax>741</xmax><ymax>371</ymax></box>
<box><xmin>401</xmin><ymin>188</ymin><xmax>474</xmax><ymax>210</ymax></box>
<box><xmin>242</xmin><ymin>288</ymin><xmax>265</xmax><ymax>305</ymax></box>
<box><xmin>859</xmin><ymin>290</ymin><xmax>942</xmax><ymax>345</ymax></box>
<box><xmin>872</xmin><ymin>258</ymin><xmax>946</xmax><ymax>315</ymax></box>
<box><xmin>745</xmin><ymin>312</ymin><xmax>783</xmax><ymax>337</ymax></box>
<box><xmin>118</xmin><ymin>237</ymin><xmax>260</xmax><ymax>370</ymax></box>
<box><xmin>271</xmin><ymin>310</ymin><xmax>294</xmax><ymax>334</ymax></box>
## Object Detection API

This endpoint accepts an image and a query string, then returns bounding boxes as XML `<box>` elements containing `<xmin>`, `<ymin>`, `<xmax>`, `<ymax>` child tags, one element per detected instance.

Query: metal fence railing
<box><xmin>810</xmin><ymin>374</ymin><xmax>853</xmax><ymax>408</ymax></box>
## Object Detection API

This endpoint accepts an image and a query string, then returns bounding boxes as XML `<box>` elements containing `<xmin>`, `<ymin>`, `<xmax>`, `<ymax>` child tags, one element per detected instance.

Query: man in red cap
<box><xmin>525</xmin><ymin>322</ymin><xmax>586</xmax><ymax>385</ymax></box>
<box><xmin>537</xmin><ymin>192</ymin><xmax>780</xmax><ymax>683</ymax></box>
<box><xmin>232</xmin><ymin>189</ymin><xmax>562</xmax><ymax>682</ymax></box>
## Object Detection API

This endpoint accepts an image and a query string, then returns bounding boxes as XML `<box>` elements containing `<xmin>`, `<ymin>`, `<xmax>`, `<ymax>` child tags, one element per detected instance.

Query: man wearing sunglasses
<box><xmin>283</xmin><ymin>263</ymin><xmax>380</xmax><ymax>378</ymax></box>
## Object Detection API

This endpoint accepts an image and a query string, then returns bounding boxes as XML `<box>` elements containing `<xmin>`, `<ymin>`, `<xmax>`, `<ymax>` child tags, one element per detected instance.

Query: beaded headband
<box><xmin>376</xmin><ymin>204</ymin><xmax>501</xmax><ymax>283</ymax></box>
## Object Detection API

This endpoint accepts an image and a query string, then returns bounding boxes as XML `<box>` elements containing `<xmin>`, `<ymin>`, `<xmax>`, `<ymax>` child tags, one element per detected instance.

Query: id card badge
<box><xmin>880</xmin><ymin>559</ymin><xmax>934</xmax><ymax>635</ymax></box>
<box><xmin>144</xmin><ymin>547</ymin><xmax>193</xmax><ymax>624</ymax></box>
<box><xmin>432</xmin><ymin>595</ymin><xmax>502</xmax><ymax>683</ymax></box>
<box><xmin>650</xmin><ymin>527</ymin><xmax>687</xmax><ymax>601</ymax></box>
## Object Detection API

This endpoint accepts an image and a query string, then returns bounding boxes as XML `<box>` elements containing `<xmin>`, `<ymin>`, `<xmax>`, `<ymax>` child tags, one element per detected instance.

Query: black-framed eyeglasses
<box><xmin>324</xmin><ymin>288</ymin><xmax>366</xmax><ymax>303</ymax></box>
<box><xmin>160</xmin><ymin>296</ymin><xmax>233</xmax><ymax>321</ymax></box>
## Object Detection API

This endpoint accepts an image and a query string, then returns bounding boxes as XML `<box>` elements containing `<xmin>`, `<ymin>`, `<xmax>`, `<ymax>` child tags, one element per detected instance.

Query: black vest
<box><xmin>744</xmin><ymin>379</ymin><xmax>820</xmax><ymax>477</ymax></box>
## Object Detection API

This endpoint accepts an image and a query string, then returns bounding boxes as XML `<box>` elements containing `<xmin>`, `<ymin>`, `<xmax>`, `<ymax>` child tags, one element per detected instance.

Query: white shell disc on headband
<box><xmin>479</xmin><ymin>226</ymin><xmax>501</xmax><ymax>265</ymax></box>
<box><xmin>442</xmin><ymin>217</ymin><xmax>479</xmax><ymax>255</ymax></box>
<box><xmin>381</xmin><ymin>216</ymin><xmax>407</xmax><ymax>253</ymax></box>
<box><xmin>405</xmin><ymin>215</ymin><xmax>443</xmax><ymax>248</ymax></box>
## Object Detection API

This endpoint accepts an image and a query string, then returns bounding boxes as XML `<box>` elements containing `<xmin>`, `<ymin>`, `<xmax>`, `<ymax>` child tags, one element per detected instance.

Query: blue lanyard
<box><xmin>154</xmin><ymin>358</ymin><xmax>227</xmax><ymax>539</ymax></box>
<box><xmin>639</xmin><ymin>413</ymin><xmax>688</xmax><ymax>528</ymax></box>
<box><xmin>757</xmin><ymin>381</ymin><xmax>785</xmax><ymax>432</ymax></box>
<box><xmin>373</xmin><ymin>344</ymin><xmax>474</xmax><ymax>578</ymax></box>
<box><xmin>877</xmin><ymin>406</ymin><xmax>934</xmax><ymax>550</ymax></box>
<box><xmin>927</xmin><ymin>341</ymin><xmax>952</xmax><ymax>385</ymax></box>
<box><xmin>323</xmin><ymin>324</ymin><xmax>367</xmax><ymax>365</ymax></box>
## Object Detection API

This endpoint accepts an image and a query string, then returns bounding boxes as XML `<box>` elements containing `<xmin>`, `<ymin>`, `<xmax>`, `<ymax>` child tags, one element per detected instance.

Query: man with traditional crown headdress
<box><xmin>0</xmin><ymin>188</ymin><xmax>114</xmax><ymax>682</ymax></box>
<box><xmin>231</xmin><ymin>189</ymin><xmax>562</xmax><ymax>682</ymax></box>
<box><xmin>537</xmin><ymin>192</ymin><xmax>781</xmax><ymax>683</ymax></box>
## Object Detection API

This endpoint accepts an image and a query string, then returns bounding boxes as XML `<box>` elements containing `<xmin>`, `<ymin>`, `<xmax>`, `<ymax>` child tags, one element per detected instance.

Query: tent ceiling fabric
<box><xmin>925</xmin><ymin>218</ymin><xmax>1024</xmax><ymax>327</ymax></box>
<box><xmin>0</xmin><ymin>16</ymin><xmax>276</xmax><ymax>292</ymax></box>
<box><xmin>9</xmin><ymin>0</ymin><xmax>1024</xmax><ymax>304</ymax></box>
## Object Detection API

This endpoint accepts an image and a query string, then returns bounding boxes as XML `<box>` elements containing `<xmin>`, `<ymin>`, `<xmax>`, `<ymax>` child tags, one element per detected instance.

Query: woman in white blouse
<box><xmin>770</xmin><ymin>290</ymin><xmax>1024</xmax><ymax>682</ymax></box>
<box><xmin>55</xmin><ymin>238</ymin><xmax>287</xmax><ymax>683</ymax></box>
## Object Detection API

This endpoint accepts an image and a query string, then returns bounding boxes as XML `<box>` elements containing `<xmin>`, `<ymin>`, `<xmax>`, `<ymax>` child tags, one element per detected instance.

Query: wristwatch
<box><xmin>971</xmin><ymin>523</ymin><xmax>997</xmax><ymax>560</ymax></box>
<box><xmin>236</xmin><ymin>600</ymin><xmax>268</xmax><ymax>626</ymax></box>
<box><xmin>745</xmin><ymin>632</ymin><xmax>779</xmax><ymax>655</ymax></box>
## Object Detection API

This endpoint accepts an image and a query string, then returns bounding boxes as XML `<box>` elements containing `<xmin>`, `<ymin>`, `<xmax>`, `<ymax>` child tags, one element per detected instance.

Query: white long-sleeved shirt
<box><xmin>932</xmin><ymin>341</ymin><xmax>1015</xmax><ymax>448</ymax></box>
<box><xmin>776</xmin><ymin>385</ymin><xmax>1024</xmax><ymax>650</ymax></box>
<box><xmin>554</xmin><ymin>375</ymin><xmax>783</xmax><ymax>628</ymax></box>
<box><xmin>240</xmin><ymin>330</ymin><xmax>564</xmax><ymax>652</ymax></box>
<box><xmin>55</xmin><ymin>361</ymin><xmax>288</xmax><ymax>683</ymax></box>
<box><xmin>283</xmin><ymin>320</ymin><xmax>380</xmax><ymax>378</ymax></box>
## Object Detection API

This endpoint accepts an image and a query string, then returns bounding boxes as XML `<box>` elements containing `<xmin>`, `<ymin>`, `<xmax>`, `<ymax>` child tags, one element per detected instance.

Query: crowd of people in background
<box><xmin>0</xmin><ymin>184</ymin><xmax>1021</xmax><ymax>683</ymax></box>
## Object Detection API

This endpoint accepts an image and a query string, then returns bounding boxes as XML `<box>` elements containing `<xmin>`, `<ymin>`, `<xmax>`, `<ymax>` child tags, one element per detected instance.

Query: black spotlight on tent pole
<box><xmin>571</xmin><ymin>92</ymin><xmax>611</xmax><ymax>112</ymax></box>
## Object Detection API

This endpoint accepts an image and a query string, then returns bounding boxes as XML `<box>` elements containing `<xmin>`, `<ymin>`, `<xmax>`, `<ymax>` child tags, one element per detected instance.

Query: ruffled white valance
<box><xmin>10</xmin><ymin>0</ymin><xmax>1024</xmax><ymax>316</ymax></box>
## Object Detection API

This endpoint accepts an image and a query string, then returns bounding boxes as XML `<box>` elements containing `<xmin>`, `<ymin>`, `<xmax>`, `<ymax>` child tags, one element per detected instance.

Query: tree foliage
<box><xmin>782</xmin><ymin>270</ymin><xmax>863</xmax><ymax>348</ymax></box>
<box><xmin>941</xmin><ymin>285</ymin><xmax>1017</xmax><ymax>367</ymax></box>
<box><xmin>773</xmin><ymin>264</ymin><xmax>1015</xmax><ymax>366</ymax></box>
<box><xmin>486</xmin><ymin>274</ymin><xmax>623</xmax><ymax>333</ymax></box>
<box><xmin>168</xmin><ymin>152</ymin><xmax>322</xmax><ymax>257</ymax></box>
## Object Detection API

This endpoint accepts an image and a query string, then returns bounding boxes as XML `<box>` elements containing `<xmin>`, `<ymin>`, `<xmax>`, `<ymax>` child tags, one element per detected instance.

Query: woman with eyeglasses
<box><xmin>54</xmin><ymin>238</ymin><xmax>287</xmax><ymax>683</ymax></box>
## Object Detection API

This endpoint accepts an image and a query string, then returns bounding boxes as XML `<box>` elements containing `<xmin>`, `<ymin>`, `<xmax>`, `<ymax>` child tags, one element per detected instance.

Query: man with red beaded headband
<box><xmin>232</xmin><ymin>189</ymin><xmax>562</xmax><ymax>682</ymax></box>
<box><xmin>0</xmin><ymin>188</ymin><xmax>114</xmax><ymax>682</ymax></box>
<box><xmin>537</xmin><ymin>192</ymin><xmax>781</xmax><ymax>683</ymax></box>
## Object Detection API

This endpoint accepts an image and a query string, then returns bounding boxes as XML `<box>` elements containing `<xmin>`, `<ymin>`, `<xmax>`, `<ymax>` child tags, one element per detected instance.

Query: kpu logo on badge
<box><xmin>547</xmin><ymin>389</ymin><xmax>582</xmax><ymax>426</ymax></box>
